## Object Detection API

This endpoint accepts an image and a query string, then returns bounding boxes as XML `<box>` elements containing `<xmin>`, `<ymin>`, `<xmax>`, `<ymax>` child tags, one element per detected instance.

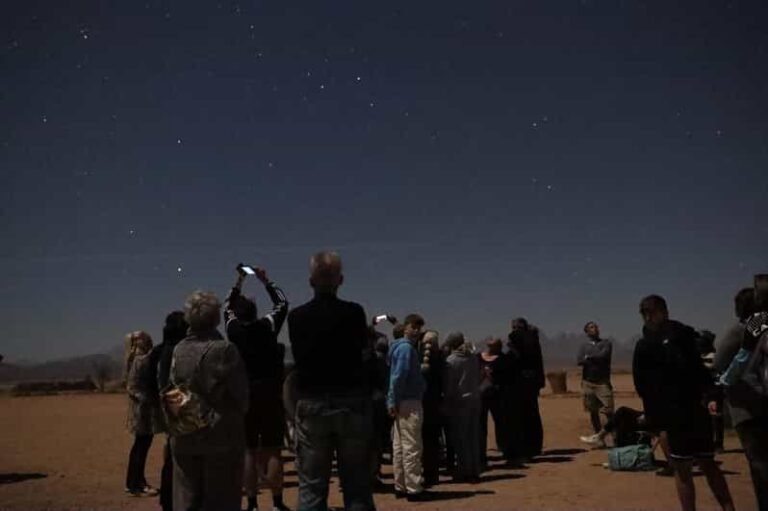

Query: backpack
<box><xmin>160</xmin><ymin>341</ymin><xmax>220</xmax><ymax>437</ymax></box>
<box><xmin>608</xmin><ymin>444</ymin><xmax>656</xmax><ymax>472</ymax></box>
<box><xmin>720</xmin><ymin>314</ymin><xmax>768</xmax><ymax>398</ymax></box>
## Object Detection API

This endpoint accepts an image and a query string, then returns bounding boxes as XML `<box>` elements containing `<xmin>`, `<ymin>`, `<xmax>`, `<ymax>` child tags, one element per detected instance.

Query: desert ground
<box><xmin>0</xmin><ymin>372</ymin><xmax>757</xmax><ymax>511</ymax></box>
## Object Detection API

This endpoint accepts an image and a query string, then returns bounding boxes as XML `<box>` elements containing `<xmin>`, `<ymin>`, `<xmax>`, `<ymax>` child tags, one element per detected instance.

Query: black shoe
<box><xmin>394</xmin><ymin>490</ymin><xmax>407</xmax><ymax>499</ymax></box>
<box><xmin>407</xmin><ymin>491</ymin><xmax>436</xmax><ymax>502</ymax></box>
<box><xmin>656</xmin><ymin>466</ymin><xmax>674</xmax><ymax>477</ymax></box>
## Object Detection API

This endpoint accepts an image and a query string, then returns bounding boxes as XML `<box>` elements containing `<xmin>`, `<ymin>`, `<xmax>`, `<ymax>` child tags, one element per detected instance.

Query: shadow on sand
<box><xmin>0</xmin><ymin>473</ymin><xmax>47</xmax><ymax>485</ymax></box>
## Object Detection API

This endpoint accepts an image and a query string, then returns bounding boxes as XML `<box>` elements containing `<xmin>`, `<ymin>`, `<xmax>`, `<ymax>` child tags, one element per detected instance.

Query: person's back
<box><xmin>445</xmin><ymin>346</ymin><xmax>481</xmax><ymax>405</ymax></box>
<box><xmin>287</xmin><ymin>251</ymin><xmax>374</xmax><ymax>511</ymax></box>
<box><xmin>169</xmin><ymin>290</ymin><xmax>249</xmax><ymax>511</ymax></box>
<box><xmin>170</xmin><ymin>332</ymin><xmax>249</xmax><ymax>455</ymax></box>
<box><xmin>289</xmin><ymin>294</ymin><xmax>368</xmax><ymax>396</ymax></box>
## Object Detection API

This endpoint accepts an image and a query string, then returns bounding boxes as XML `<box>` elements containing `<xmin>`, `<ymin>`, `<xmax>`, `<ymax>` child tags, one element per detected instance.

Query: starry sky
<box><xmin>2</xmin><ymin>1</ymin><xmax>767</xmax><ymax>362</ymax></box>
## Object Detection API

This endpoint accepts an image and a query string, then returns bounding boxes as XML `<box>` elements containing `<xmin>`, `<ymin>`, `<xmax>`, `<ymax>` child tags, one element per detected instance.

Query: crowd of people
<box><xmin>121</xmin><ymin>253</ymin><xmax>767</xmax><ymax>511</ymax></box>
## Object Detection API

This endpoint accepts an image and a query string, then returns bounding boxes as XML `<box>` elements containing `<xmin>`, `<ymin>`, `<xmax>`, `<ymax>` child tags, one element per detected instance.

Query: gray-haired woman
<box><xmin>168</xmin><ymin>290</ymin><xmax>249</xmax><ymax>511</ymax></box>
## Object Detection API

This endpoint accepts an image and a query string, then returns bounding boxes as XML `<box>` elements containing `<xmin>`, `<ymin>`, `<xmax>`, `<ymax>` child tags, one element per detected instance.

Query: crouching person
<box><xmin>167</xmin><ymin>291</ymin><xmax>249</xmax><ymax>511</ymax></box>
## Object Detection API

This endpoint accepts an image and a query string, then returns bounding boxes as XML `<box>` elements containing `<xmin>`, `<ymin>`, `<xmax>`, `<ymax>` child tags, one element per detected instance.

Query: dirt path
<box><xmin>0</xmin><ymin>373</ymin><xmax>757</xmax><ymax>510</ymax></box>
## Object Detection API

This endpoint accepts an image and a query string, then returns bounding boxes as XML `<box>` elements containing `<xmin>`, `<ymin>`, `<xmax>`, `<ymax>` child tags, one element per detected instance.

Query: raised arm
<box><xmin>255</xmin><ymin>268</ymin><xmax>289</xmax><ymax>335</ymax></box>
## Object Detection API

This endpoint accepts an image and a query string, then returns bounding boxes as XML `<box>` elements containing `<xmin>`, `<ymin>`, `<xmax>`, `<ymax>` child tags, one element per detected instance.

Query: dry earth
<box><xmin>0</xmin><ymin>373</ymin><xmax>757</xmax><ymax>511</ymax></box>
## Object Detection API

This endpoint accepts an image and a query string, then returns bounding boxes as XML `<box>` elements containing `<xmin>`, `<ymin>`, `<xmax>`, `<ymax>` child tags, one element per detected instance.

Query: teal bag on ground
<box><xmin>608</xmin><ymin>444</ymin><xmax>656</xmax><ymax>471</ymax></box>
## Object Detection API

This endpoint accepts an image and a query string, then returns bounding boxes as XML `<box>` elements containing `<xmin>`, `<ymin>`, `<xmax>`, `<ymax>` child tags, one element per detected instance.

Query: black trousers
<box><xmin>126</xmin><ymin>434</ymin><xmax>153</xmax><ymax>490</ymax></box>
<box><xmin>480</xmin><ymin>390</ymin><xmax>505</xmax><ymax>466</ymax></box>
<box><xmin>160</xmin><ymin>438</ymin><xmax>173</xmax><ymax>511</ymax></box>
<box><xmin>503</xmin><ymin>388</ymin><xmax>543</xmax><ymax>460</ymax></box>
<box><xmin>736</xmin><ymin>416</ymin><xmax>768</xmax><ymax>511</ymax></box>
<box><xmin>422</xmin><ymin>404</ymin><xmax>443</xmax><ymax>484</ymax></box>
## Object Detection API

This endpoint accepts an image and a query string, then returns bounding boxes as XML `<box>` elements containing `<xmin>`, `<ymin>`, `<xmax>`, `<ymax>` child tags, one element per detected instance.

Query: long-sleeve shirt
<box><xmin>170</xmin><ymin>332</ymin><xmax>249</xmax><ymax>455</ymax></box>
<box><xmin>224</xmin><ymin>281</ymin><xmax>288</xmax><ymax>384</ymax></box>
<box><xmin>288</xmin><ymin>293</ymin><xmax>369</xmax><ymax>397</ymax></box>
<box><xmin>387</xmin><ymin>338</ymin><xmax>426</xmax><ymax>409</ymax></box>
<box><xmin>576</xmin><ymin>337</ymin><xmax>612</xmax><ymax>384</ymax></box>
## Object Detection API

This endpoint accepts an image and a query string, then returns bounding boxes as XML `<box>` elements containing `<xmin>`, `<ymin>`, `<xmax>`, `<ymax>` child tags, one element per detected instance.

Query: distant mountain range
<box><xmin>0</xmin><ymin>332</ymin><xmax>638</xmax><ymax>384</ymax></box>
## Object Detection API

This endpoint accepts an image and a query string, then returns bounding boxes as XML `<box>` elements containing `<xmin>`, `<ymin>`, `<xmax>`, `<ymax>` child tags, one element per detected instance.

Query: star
<box><xmin>176</xmin><ymin>138</ymin><xmax>182</xmax><ymax>144</ymax></box>
<box><xmin>531</xmin><ymin>122</ymin><xmax>538</xmax><ymax>128</ymax></box>
<box><xmin>177</xmin><ymin>266</ymin><xmax>183</xmax><ymax>273</ymax></box>
<box><xmin>42</xmin><ymin>115</ymin><xmax>48</xmax><ymax>123</ymax></box>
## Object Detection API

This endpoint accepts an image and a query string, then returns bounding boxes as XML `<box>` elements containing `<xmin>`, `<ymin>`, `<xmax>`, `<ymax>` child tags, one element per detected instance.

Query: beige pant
<box><xmin>392</xmin><ymin>400</ymin><xmax>423</xmax><ymax>494</ymax></box>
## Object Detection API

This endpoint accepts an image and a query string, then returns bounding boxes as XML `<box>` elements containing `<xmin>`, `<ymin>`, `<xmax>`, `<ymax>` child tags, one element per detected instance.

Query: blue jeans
<box><xmin>295</xmin><ymin>395</ymin><xmax>376</xmax><ymax>511</ymax></box>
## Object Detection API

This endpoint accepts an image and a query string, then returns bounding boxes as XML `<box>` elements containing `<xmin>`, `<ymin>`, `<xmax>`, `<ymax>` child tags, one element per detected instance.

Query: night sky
<box><xmin>2</xmin><ymin>1</ymin><xmax>767</xmax><ymax>361</ymax></box>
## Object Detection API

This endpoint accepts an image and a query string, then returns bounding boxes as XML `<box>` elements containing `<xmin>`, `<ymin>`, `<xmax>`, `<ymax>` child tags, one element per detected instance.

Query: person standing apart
<box><xmin>577</xmin><ymin>322</ymin><xmax>614</xmax><ymax>448</ymax></box>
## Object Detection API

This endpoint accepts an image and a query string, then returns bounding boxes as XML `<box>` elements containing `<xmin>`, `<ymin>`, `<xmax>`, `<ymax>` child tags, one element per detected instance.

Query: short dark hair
<box><xmin>163</xmin><ymin>310</ymin><xmax>188</xmax><ymax>344</ymax></box>
<box><xmin>734</xmin><ymin>287</ymin><xmax>755</xmax><ymax>321</ymax></box>
<box><xmin>392</xmin><ymin>323</ymin><xmax>405</xmax><ymax>339</ymax></box>
<box><xmin>403</xmin><ymin>313</ymin><xmax>425</xmax><ymax>328</ymax></box>
<box><xmin>639</xmin><ymin>294</ymin><xmax>668</xmax><ymax>315</ymax></box>
<box><xmin>511</xmin><ymin>317</ymin><xmax>529</xmax><ymax>331</ymax></box>
<box><xmin>230</xmin><ymin>295</ymin><xmax>257</xmax><ymax>322</ymax></box>
<box><xmin>583</xmin><ymin>321</ymin><xmax>597</xmax><ymax>333</ymax></box>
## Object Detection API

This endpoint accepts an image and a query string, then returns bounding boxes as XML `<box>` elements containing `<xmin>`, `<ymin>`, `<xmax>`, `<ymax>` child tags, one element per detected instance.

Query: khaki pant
<box><xmin>582</xmin><ymin>381</ymin><xmax>614</xmax><ymax>433</ymax></box>
<box><xmin>392</xmin><ymin>400</ymin><xmax>423</xmax><ymax>494</ymax></box>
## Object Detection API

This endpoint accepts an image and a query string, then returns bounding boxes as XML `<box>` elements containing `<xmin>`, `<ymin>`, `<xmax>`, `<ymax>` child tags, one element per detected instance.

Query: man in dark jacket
<box><xmin>505</xmin><ymin>318</ymin><xmax>545</xmax><ymax>462</ymax></box>
<box><xmin>288</xmin><ymin>251</ymin><xmax>375</xmax><ymax>511</ymax></box>
<box><xmin>224</xmin><ymin>266</ymin><xmax>289</xmax><ymax>511</ymax></box>
<box><xmin>633</xmin><ymin>295</ymin><xmax>734</xmax><ymax>511</ymax></box>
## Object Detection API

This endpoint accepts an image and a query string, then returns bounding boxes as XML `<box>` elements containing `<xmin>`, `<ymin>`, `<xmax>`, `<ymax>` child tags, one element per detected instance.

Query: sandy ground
<box><xmin>0</xmin><ymin>373</ymin><xmax>757</xmax><ymax>511</ymax></box>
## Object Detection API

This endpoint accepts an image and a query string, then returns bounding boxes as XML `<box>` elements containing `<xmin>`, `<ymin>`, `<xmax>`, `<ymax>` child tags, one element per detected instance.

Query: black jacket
<box><xmin>508</xmin><ymin>327</ymin><xmax>545</xmax><ymax>391</ymax></box>
<box><xmin>288</xmin><ymin>293</ymin><xmax>369</xmax><ymax>397</ymax></box>
<box><xmin>632</xmin><ymin>319</ymin><xmax>712</xmax><ymax>428</ymax></box>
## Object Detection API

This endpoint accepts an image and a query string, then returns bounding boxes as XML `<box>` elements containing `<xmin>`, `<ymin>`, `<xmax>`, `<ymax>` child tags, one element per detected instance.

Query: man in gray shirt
<box><xmin>577</xmin><ymin>321</ymin><xmax>614</xmax><ymax>448</ymax></box>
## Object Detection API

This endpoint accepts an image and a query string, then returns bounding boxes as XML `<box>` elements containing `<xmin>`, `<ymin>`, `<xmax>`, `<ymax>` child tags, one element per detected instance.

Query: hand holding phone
<box><xmin>237</xmin><ymin>264</ymin><xmax>257</xmax><ymax>276</ymax></box>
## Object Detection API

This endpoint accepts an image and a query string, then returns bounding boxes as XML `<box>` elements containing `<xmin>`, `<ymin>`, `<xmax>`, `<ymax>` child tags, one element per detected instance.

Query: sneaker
<box><xmin>128</xmin><ymin>486</ymin><xmax>159</xmax><ymax>497</ymax></box>
<box><xmin>580</xmin><ymin>434</ymin><xmax>606</xmax><ymax>448</ymax></box>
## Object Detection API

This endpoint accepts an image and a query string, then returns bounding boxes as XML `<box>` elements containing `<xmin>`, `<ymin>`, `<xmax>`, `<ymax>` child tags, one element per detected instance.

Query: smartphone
<box><xmin>238</xmin><ymin>264</ymin><xmax>256</xmax><ymax>275</ymax></box>
<box><xmin>374</xmin><ymin>314</ymin><xmax>389</xmax><ymax>324</ymax></box>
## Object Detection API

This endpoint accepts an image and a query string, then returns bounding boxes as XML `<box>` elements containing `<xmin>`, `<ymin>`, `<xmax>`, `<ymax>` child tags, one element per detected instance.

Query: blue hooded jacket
<box><xmin>387</xmin><ymin>337</ymin><xmax>426</xmax><ymax>409</ymax></box>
